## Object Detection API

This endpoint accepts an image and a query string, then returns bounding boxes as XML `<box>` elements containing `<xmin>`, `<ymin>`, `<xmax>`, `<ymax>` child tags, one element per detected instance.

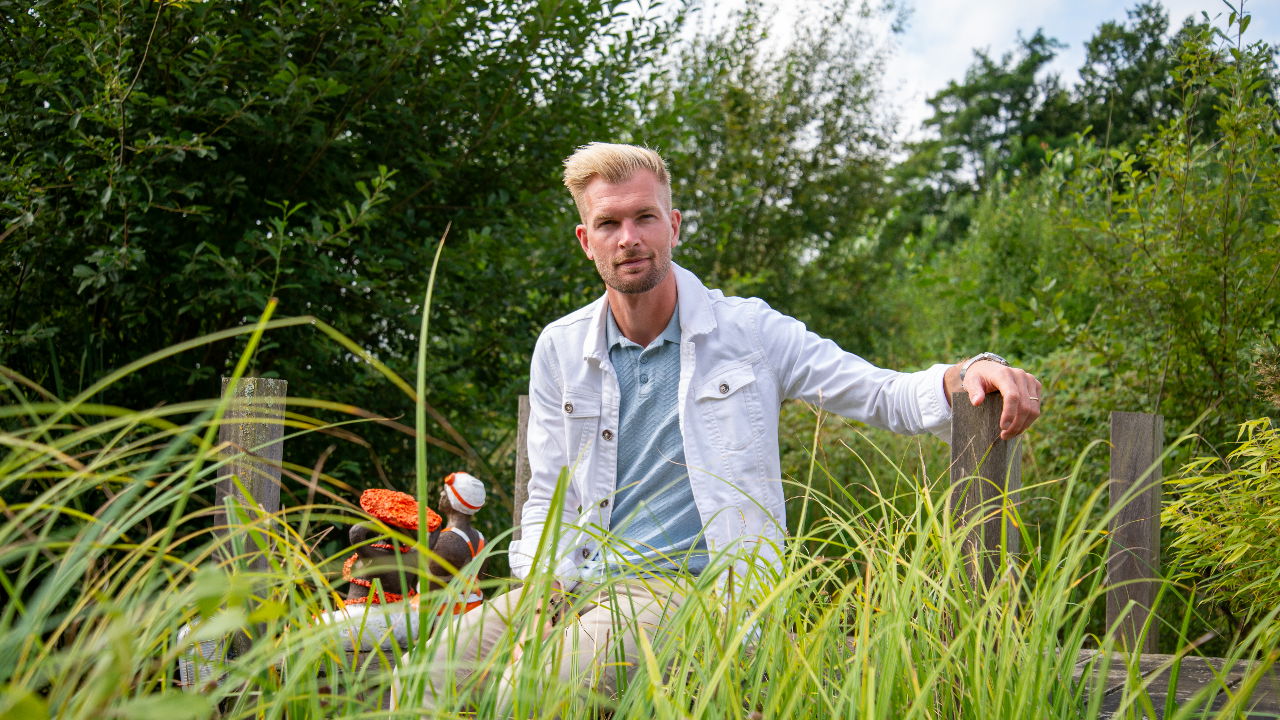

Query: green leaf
<box><xmin>113</xmin><ymin>693</ymin><xmax>211</xmax><ymax>720</ymax></box>
<box><xmin>0</xmin><ymin>685</ymin><xmax>48</xmax><ymax>719</ymax></box>
<box><xmin>185</xmin><ymin>609</ymin><xmax>248</xmax><ymax>645</ymax></box>
<box><xmin>248</xmin><ymin>599</ymin><xmax>286</xmax><ymax>623</ymax></box>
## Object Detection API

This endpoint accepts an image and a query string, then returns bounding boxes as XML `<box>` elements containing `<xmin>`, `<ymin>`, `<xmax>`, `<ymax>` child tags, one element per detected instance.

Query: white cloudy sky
<box><xmin>691</xmin><ymin>0</ymin><xmax>1279</xmax><ymax>142</ymax></box>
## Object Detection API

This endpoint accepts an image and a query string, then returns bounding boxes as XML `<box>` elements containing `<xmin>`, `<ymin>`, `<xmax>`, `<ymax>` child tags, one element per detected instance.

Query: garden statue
<box><xmin>180</xmin><ymin>474</ymin><xmax>489</xmax><ymax>689</ymax></box>
<box><xmin>425</xmin><ymin>471</ymin><xmax>487</xmax><ymax>614</ymax></box>
<box><xmin>343</xmin><ymin>488</ymin><xmax>441</xmax><ymax>605</ymax></box>
<box><xmin>317</xmin><ymin>474</ymin><xmax>488</xmax><ymax>654</ymax></box>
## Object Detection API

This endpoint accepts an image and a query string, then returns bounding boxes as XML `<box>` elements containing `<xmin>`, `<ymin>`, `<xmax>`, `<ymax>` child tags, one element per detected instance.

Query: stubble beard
<box><xmin>597</xmin><ymin>251</ymin><xmax>671</xmax><ymax>295</ymax></box>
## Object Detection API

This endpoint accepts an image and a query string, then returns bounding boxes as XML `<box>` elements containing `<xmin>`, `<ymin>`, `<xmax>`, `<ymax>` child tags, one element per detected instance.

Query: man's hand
<box><xmin>944</xmin><ymin>358</ymin><xmax>1042</xmax><ymax>439</ymax></box>
<box><xmin>513</xmin><ymin>581</ymin><xmax>566</xmax><ymax>663</ymax></box>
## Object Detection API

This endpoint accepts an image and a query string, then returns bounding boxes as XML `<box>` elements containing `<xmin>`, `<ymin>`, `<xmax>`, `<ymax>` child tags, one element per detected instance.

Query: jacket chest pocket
<box><xmin>561</xmin><ymin>389</ymin><xmax>602</xmax><ymax>462</ymax></box>
<box><xmin>695</xmin><ymin>362</ymin><xmax>764</xmax><ymax>451</ymax></box>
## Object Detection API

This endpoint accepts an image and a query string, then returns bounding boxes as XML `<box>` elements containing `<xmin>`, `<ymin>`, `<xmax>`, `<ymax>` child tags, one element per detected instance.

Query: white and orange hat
<box><xmin>443</xmin><ymin>472</ymin><xmax>485</xmax><ymax>515</ymax></box>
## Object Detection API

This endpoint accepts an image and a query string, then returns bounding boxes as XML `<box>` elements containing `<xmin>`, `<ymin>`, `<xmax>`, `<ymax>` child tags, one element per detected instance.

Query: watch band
<box><xmin>959</xmin><ymin>352</ymin><xmax>1009</xmax><ymax>385</ymax></box>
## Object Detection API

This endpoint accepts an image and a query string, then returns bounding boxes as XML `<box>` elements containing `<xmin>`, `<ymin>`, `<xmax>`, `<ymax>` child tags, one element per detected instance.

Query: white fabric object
<box><xmin>511</xmin><ymin>263</ymin><xmax>953</xmax><ymax>588</ymax></box>
<box><xmin>315</xmin><ymin>602</ymin><xmax>423</xmax><ymax>653</ymax></box>
<box><xmin>176</xmin><ymin>623</ymin><xmax>232</xmax><ymax>690</ymax></box>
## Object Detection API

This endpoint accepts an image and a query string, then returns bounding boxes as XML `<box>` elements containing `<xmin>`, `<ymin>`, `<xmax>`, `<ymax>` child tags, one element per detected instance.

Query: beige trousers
<box><xmin>398</xmin><ymin>577</ymin><xmax>686</xmax><ymax>715</ymax></box>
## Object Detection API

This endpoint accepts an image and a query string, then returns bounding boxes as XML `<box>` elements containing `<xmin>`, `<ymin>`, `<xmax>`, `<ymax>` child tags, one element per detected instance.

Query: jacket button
<box><xmin>599</xmin><ymin>498</ymin><xmax>609</xmax><ymax>508</ymax></box>
<box><xmin>601</xmin><ymin>429</ymin><xmax>614</xmax><ymax>441</ymax></box>
<box><xmin>563</xmin><ymin>402</ymin><xmax>574</xmax><ymax>414</ymax></box>
<box><xmin>719</xmin><ymin>383</ymin><xmax>730</xmax><ymax>394</ymax></box>
<box><xmin>581</xmin><ymin>547</ymin><xmax>591</xmax><ymax>559</ymax></box>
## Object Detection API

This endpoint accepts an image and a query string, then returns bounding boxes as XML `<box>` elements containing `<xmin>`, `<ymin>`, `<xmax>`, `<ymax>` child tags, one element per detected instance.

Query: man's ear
<box><xmin>670</xmin><ymin>209</ymin><xmax>682</xmax><ymax>247</ymax></box>
<box><xmin>575</xmin><ymin>224</ymin><xmax>592</xmax><ymax>258</ymax></box>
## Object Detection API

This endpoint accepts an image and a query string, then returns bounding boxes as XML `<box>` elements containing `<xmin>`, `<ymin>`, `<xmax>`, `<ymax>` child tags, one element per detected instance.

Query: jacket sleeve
<box><xmin>508</xmin><ymin>329</ymin><xmax>588</xmax><ymax>584</ymax></box>
<box><xmin>755</xmin><ymin>301</ymin><xmax>953</xmax><ymax>442</ymax></box>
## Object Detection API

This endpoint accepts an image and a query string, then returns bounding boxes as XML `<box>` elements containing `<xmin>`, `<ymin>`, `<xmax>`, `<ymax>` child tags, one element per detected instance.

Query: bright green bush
<box><xmin>1164</xmin><ymin>417</ymin><xmax>1280</xmax><ymax>646</ymax></box>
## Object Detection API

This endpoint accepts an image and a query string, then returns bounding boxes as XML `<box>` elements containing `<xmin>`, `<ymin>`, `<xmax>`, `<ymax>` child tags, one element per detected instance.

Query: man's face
<box><xmin>575</xmin><ymin>170</ymin><xmax>681</xmax><ymax>295</ymax></box>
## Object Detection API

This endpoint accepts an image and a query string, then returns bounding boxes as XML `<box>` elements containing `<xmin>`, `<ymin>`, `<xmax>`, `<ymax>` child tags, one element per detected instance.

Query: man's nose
<box><xmin>616</xmin><ymin>219</ymin><xmax>641</xmax><ymax>246</ymax></box>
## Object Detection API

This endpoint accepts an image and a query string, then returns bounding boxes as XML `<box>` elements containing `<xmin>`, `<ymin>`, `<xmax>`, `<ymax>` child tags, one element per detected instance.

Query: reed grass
<box><xmin>1</xmin><ymin>320</ymin><xmax>1275</xmax><ymax>719</ymax></box>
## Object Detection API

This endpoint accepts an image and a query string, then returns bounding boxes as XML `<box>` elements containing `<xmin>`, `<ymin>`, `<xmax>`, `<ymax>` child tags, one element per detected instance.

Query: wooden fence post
<box><xmin>181</xmin><ymin>378</ymin><xmax>287</xmax><ymax>688</ymax></box>
<box><xmin>950</xmin><ymin>392</ymin><xmax>1021</xmax><ymax>586</ymax></box>
<box><xmin>1107</xmin><ymin>410</ymin><xmax>1164</xmax><ymax>654</ymax></box>
<box><xmin>513</xmin><ymin>395</ymin><xmax>531</xmax><ymax>540</ymax></box>
<box><xmin>215</xmin><ymin>377</ymin><xmax>287</xmax><ymax>545</ymax></box>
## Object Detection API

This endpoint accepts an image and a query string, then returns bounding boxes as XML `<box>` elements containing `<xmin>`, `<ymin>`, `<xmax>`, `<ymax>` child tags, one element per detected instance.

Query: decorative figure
<box><xmin>180</xmin><ymin>476</ymin><xmax>489</xmax><ymax>690</ymax></box>
<box><xmin>426</xmin><ymin>472</ymin><xmax>487</xmax><ymax>614</ymax></box>
<box><xmin>317</xmin><ymin>476</ymin><xmax>487</xmax><ymax>655</ymax></box>
<box><xmin>343</xmin><ymin>489</ymin><xmax>442</xmax><ymax>605</ymax></box>
<box><xmin>317</xmin><ymin>488</ymin><xmax>438</xmax><ymax>654</ymax></box>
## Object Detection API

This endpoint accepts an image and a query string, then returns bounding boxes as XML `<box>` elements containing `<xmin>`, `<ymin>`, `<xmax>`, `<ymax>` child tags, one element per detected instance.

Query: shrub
<box><xmin>1164</xmin><ymin>417</ymin><xmax>1280</xmax><ymax>646</ymax></box>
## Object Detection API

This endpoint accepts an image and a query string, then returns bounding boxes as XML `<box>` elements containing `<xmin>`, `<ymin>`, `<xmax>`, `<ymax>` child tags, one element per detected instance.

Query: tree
<box><xmin>1</xmin><ymin>0</ymin><xmax>674</xmax><ymax>500</ymax></box>
<box><xmin>882</xmin><ymin>30</ymin><xmax>1075</xmax><ymax>251</ymax></box>
<box><xmin>1076</xmin><ymin>1</ymin><xmax>1219</xmax><ymax>150</ymax></box>
<box><xmin>635</xmin><ymin>0</ymin><xmax>901</xmax><ymax>351</ymax></box>
<box><xmin>918</xmin><ymin>30</ymin><xmax>1073</xmax><ymax>193</ymax></box>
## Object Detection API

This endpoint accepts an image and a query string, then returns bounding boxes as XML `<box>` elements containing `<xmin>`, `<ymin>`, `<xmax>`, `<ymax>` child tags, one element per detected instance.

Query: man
<box><xmin>412</xmin><ymin>142</ymin><xmax>1041</xmax><ymax>710</ymax></box>
<box><xmin>511</xmin><ymin>142</ymin><xmax>1040</xmax><ymax>583</ymax></box>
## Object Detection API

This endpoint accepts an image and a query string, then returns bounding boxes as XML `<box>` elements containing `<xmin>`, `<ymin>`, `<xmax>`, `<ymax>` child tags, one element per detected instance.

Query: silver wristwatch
<box><xmin>959</xmin><ymin>352</ymin><xmax>1009</xmax><ymax>385</ymax></box>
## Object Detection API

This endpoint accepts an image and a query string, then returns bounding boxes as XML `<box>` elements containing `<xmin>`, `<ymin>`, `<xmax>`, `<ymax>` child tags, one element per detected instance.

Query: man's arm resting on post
<box><xmin>942</xmin><ymin>354</ymin><xmax>1043</xmax><ymax>440</ymax></box>
<box><xmin>758</xmin><ymin>301</ymin><xmax>1041</xmax><ymax>441</ymax></box>
<box><xmin>759</xmin><ymin>303</ymin><xmax>952</xmax><ymax>439</ymax></box>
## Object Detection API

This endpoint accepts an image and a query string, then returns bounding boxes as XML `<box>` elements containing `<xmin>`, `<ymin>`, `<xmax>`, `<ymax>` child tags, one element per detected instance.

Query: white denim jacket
<box><xmin>509</xmin><ymin>264</ymin><xmax>953</xmax><ymax>587</ymax></box>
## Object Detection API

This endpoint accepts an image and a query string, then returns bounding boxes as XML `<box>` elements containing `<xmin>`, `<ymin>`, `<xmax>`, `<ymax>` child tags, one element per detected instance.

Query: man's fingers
<box><xmin>969</xmin><ymin>386</ymin><xmax>986</xmax><ymax>406</ymax></box>
<box><xmin>965</xmin><ymin>363</ymin><xmax>1041</xmax><ymax>439</ymax></box>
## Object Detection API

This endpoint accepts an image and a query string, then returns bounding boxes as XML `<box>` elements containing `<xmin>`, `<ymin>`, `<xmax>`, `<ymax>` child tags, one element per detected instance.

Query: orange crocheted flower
<box><xmin>359</xmin><ymin>488</ymin><xmax>441</xmax><ymax>532</ymax></box>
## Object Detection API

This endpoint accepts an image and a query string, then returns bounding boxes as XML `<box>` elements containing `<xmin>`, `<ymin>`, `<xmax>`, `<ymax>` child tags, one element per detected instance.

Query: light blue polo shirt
<box><xmin>599</xmin><ymin>304</ymin><xmax>708</xmax><ymax>577</ymax></box>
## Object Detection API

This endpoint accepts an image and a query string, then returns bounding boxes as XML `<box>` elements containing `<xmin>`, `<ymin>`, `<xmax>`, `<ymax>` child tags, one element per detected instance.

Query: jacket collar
<box><xmin>582</xmin><ymin>263</ymin><xmax>717</xmax><ymax>362</ymax></box>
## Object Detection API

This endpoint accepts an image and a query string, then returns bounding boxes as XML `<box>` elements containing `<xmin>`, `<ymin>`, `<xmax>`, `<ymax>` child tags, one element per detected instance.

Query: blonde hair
<box><xmin>562</xmin><ymin>142</ymin><xmax>672</xmax><ymax>220</ymax></box>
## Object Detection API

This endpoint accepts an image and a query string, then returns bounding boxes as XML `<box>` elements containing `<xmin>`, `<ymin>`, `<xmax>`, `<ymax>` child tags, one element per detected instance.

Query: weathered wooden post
<box><xmin>181</xmin><ymin>377</ymin><xmax>287</xmax><ymax>691</ymax></box>
<box><xmin>215</xmin><ymin>376</ymin><xmax>288</xmax><ymax>532</ymax></box>
<box><xmin>215</xmin><ymin>378</ymin><xmax>286</xmax><ymax>656</ymax></box>
<box><xmin>513</xmin><ymin>395</ymin><xmax>531</xmax><ymax>540</ymax></box>
<box><xmin>1107</xmin><ymin>411</ymin><xmax>1163</xmax><ymax>654</ymax></box>
<box><xmin>950</xmin><ymin>392</ymin><xmax>1020</xmax><ymax>586</ymax></box>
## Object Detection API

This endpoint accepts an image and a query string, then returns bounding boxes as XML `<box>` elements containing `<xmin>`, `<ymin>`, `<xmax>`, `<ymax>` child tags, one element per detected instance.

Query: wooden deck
<box><xmin>1073</xmin><ymin>650</ymin><xmax>1280</xmax><ymax>718</ymax></box>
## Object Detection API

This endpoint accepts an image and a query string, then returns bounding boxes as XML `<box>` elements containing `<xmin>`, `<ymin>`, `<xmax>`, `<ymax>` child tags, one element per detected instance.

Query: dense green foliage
<box><xmin>877</xmin><ymin>8</ymin><xmax>1279</xmax><ymax>440</ymax></box>
<box><xmin>1165</xmin><ymin>418</ymin><xmax>1280</xmax><ymax>644</ymax></box>
<box><xmin>2</xmin><ymin>0</ymin><xmax>675</xmax><ymax>489</ymax></box>
<box><xmin>884</xmin><ymin>2</ymin><xmax>1222</xmax><ymax>248</ymax></box>
<box><xmin>855</xmin><ymin>4</ymin><xmax>1278</xmax><ymax>644</ymax></box>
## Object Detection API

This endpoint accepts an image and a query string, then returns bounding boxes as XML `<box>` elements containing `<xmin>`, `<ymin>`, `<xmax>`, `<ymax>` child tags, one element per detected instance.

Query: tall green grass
<box><xmin>2</xmin><ymin>324</ymin><xmax>1276</xmax><ymax>719</ymax></box>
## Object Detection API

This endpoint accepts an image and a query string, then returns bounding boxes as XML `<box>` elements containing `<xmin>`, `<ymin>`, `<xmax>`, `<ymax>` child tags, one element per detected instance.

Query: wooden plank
<box><xmin>1073</xmin><ymin>651</ymin><xmax>1280</xmax><ymax>719</ymax></box>
<box><xmin>513</xmin><ymin>394</ymin><xmax>531</xmax><ymax>541</ymax></box>
<box><xmin>215</xmin><ymin>377</ymin><xmax>288</xmax><ymax>529</ymax></box>
<box><xmin>1237</xmin><ymin>662</ymin><xmax>1280</xmax><ymax>718</ymax></box>
<box><xmin>1108</xmin><ymin>412</ymin><xmax>1164</xmax><ymax>654</ymax></box>
<box><xmin>949</xmin><ymin>392</ymin><xmax>1020</xmax><ymax>586</ymax></box>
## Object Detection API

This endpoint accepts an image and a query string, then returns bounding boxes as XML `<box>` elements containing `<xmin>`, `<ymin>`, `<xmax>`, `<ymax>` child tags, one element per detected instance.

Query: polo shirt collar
<box><xmin>606</xmin><ymin>303</ymin><xmax>681</xmax><ymax>351</ymax></box>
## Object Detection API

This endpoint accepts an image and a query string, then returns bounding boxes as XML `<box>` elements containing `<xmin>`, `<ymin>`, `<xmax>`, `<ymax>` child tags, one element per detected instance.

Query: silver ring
<box><xmin>1029</xmin><ymin>396</ymin><xmax>1041</xmax><ymax>402</ymax></box>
